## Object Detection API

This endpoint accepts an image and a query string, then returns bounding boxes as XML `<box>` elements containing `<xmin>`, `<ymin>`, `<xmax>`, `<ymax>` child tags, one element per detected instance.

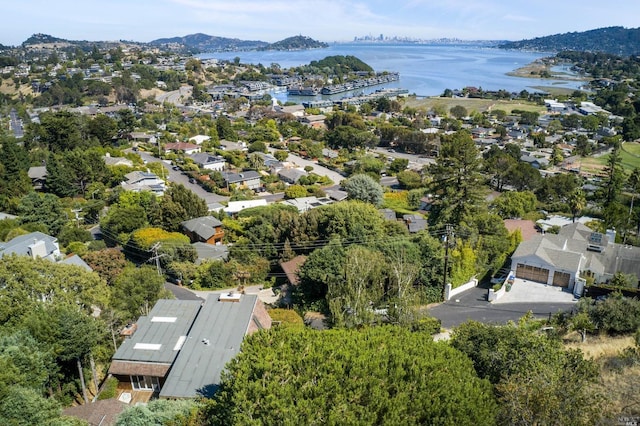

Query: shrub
<box><xmin>268</xmin><ymin>308</ymin><xmax>304</xmax><ymax>327</ymax></box>
<box><xmin>97</xmin><ymin>376</ymin><xmax>119</xmax><ymax>400</ymax></box>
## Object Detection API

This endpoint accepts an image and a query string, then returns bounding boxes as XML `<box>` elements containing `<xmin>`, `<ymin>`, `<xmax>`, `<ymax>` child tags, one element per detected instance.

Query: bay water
<box><xmin>198</xmin><ymin>43</ymin><xmax>581</xmax><ymax>102</ymax></box>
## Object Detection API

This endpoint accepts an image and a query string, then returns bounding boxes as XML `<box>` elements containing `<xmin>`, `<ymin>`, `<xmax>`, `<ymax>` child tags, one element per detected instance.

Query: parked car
<box><xmin>491</xmin><ymin>269</ymin><xmax>512</xmax><ymax>285</ymax></box>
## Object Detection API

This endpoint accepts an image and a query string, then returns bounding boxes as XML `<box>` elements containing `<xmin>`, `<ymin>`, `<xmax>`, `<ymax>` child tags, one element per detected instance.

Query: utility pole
<box><xmin>442</xmin><ymin>224</ymin><xmax>454</xmax><ymax>301</ymax></box>
<box><xmin>148</xmin><ymin>243</ymin><xmax>166</xmax><ymax>276</ymax></box>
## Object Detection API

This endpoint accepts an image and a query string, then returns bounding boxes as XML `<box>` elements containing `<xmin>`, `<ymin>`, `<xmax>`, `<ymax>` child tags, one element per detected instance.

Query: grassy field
<box><xmin>565</xmin><ymin>334</ymin><xmax>640</xmax><ymax>418</ymax></box>
<box><xmin>579</xmin><ymin>142</ymin><xmax>640</xmax><ymax>175</ymax></box>
<box><xmin>403</xmin><ymin>96</ymin><xmax>547</xmax><ymax>115</ymax></box>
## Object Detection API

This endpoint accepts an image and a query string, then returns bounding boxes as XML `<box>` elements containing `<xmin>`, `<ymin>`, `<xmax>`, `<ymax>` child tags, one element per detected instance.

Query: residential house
<box><xmin>164</xmin><ymin>142</ymin><xmax>200</xmax><ymax>155</ymax></box>
<box><xmin>219</xmin><ymin>140</ymin><xmax>248</xmax><ymax>152</ymax></box>
<box><xmin>188</xmin><ymin>135</ymin><xmax>211</xmax><ymax>145</ymax></box>
<box><xmin>180</xmin><ymin>216</ymin><xmax>224</xmax><ymax>245</ymax></box>
<box><xmin>63</xmin><ymin>399</ymin><xmax>127</xmax><ymax>426</ymax></box>
<box><xmin>276</xmin><ymin>104</ymin><xmax>305</xmax><ymax>117</ymax></box>
<box><xmin>121</xmin><ymin>171</ymin><xmax>165</xmax><ymax>195</ymax></box>
<box><xmin>191</xmin><ymin>242</ymin><xmax>229</xmax><ymax>265</ymax></box>
<box><xmin>224</xmin><ymin>199</ymin><xmax>268</xmax><ymax>215</ymax></box>
<box><xmin>322</xmin><ymin>148</ymin><xmax>339</xmax><ymax>159</ymax></box>
<box><xmin>278</xmin><ymin>168</ymin><xmax>308</xmax><ymax>184</ymax></box>
<box><xmin>511</xmin><ymin>222</ymin><xmax>640</xmax><ymax>291</ymax></box>
<box><xmin>0</xmin><ymin>231</ymin><xmax>61</xmax><ymax>261</ymax></box>
<box><xmin>108</xmin><ymin>295</ymin><xmax>271</xmax><ymax>400</ymax></box>
<box><xmin>280</xmin><ymin>255</ymin><xmax>307</xmax><ymax>287</ymax></box>
<box><xmin>28</xmin><ymin>166</ymin><xmax>47</xmax><ymax>190</ymax></box>
<box><xmin>103</xmin><ymin>153</ymin><xmax>134</xmax><ymax>167</ymax></box>
<box><xmin>188</xmin><ymin>153</ymin><xmax>226</xmax><ymax>171</ymax></box>
<box><xmin>299</xmin><ymin>114</ymin><xmax>326</xmax><ymax>129</ymax></box>
<box><xmin>520</xmin><ymin>154</ymin><xmax>549</xmax><ymax>169</ymax></box>
<box><xmin>379</xmin><ymin>208</ymin><xmax>397</xmax><ymax>221</ymax></box>
<box><xmin>222</xmin><ymin>171</ymin><xmax>261</xmax><ymax>190</ymax></box>
<box><xmin>402</xmin><ymin>214</ymin><xmax>428</xmax><ymax>233</ymax></box>
<box><xmin>324</xmin><ymin>189</ymin><xmax>348</xmax><ymax>201</ymax></box>
<box><xmin>503</xmin><ymin>219</ymin><xmax>539</xmax><ymax>242</ymax></box>
<box><xmin>280</xmin><ymin>196</ymin><xmax>333</xmax><ymax>213</ymax></box>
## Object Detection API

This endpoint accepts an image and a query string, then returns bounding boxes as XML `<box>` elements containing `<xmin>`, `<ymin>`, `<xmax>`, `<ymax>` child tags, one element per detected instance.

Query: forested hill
<box><xmin>149</xmin><ymin>33</ymin><xmax>268</xmax><ymax>52</ymax></box>
<box><xmin>499</xmin><ymin>26</ymin><xmax>640</xmax><ymax>56</ymax></box>
<box><xmin>259</xmin><ymin>35</ymin><xmax>328</xmax><ymax>51</ymax></box>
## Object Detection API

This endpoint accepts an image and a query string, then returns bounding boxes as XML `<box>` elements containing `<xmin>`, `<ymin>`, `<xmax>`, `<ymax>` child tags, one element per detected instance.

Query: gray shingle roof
<box><xmin>181</xmin><ymin>216</ymin><xmax>223</xmax><ymax>241</ymax></box>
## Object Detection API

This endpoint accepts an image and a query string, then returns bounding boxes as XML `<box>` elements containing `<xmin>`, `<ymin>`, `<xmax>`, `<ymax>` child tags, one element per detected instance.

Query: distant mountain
<box><xmin>499</xmin><ymin>26</ymin><xmax>640</xmax><ymax>56</ymax></box>
<box><xmin>259</xmin><ymin>35</ymin><xmax>328</xmax><ymax>51</ymax></box>
<box><xmin>149</xmin><ymin>33</ymin><xmax>268</xmax><ymax>52</ymax></box>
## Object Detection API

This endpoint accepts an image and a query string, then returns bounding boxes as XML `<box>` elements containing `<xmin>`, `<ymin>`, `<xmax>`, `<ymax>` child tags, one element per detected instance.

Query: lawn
<box><xmin>579</xmin><ymin>142</ymin><xmax>640</xmax><ymax>175</ymax></box>
<box><xmin>403</xmin><ymin>96</ymin><xmax>547</xmax><ymax>115</ymax></box>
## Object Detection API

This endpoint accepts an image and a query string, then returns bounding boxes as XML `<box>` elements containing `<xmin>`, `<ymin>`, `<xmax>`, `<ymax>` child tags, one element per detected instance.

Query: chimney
<box><xmin>27</xmin><ymin>240</ymin><xmax>47</xmax><ymax>259</ymax></box>
<box><xmin>219</xmin><ymin>292</ymin><xmax>241</xmax><ymax>302</ymax></box>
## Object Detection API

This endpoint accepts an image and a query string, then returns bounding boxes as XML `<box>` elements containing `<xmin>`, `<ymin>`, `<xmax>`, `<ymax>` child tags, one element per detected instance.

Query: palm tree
<box><xmin>568</xmin><ymin>188</ymin><xmax>586</xmax><ymax>223</ymax></box>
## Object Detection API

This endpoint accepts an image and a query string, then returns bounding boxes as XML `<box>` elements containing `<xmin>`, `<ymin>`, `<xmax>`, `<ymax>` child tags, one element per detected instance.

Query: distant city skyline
<box><xmin>2</xmin><ymin>0</ymin><xmax>640</xmax><ymax>47</ymax></box>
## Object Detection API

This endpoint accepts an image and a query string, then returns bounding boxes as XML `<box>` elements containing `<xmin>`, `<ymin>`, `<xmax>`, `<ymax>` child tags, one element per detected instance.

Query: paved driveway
<box><xmin>428</xmin><ymin>279</ymin><xmax>578</xmax><ymax>328</ymax></box>
<box><xmin>494</xmin><ymin>278</ymin><xmax>577</xmax><ymax>304</ymax></box>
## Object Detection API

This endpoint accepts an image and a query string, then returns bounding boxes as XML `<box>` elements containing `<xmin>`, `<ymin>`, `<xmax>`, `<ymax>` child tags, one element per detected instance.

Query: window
<box><xmin>131</xmin><ymin>375</ymin><xmax>160</xmax><ymax>391</ymax></box>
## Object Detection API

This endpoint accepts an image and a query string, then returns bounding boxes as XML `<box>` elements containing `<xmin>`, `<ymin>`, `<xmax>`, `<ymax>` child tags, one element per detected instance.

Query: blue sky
<box><xmin>2</xmin><ymin>0</ymin><xmax>639</xmax><ymax>46</ymax></box>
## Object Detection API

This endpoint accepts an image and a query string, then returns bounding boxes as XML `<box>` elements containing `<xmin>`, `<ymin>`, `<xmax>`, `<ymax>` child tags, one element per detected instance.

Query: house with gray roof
<box><xmin>192</xmin><ymin>242</ymin><xmax>229</xmax><ymax>265</ymax></box>
<box><xmin>180</xmin><ymin>216</ymin><xmax>224</xmax><ymax>245</ymax></box>
<box><xmin>189</xmin><ymin>153</ymin><xmax>226</xmax><ymax>171</ymax></box>
<box><xmin>221</xmin><ymin>171</ymin><xmax>261</xmax><ymax>190</ymax></box>
<box><xmin>511</xmin><ymin>222</ymin><xmax>640</xmax><ymax>292</ymax></box>
<box><xmin>0</xmin><ymin>231</ymin><xmax>60</xmax><ymax>261</ymax></box>
<box><xmin>278</xmin><ymin>168</ymin><xmax>308</xmax><ymax>184</ymax></box>
<box><xmin>121</xmin><ymin>171</ymin><xmax>165</xmax><ymax>195</ymax></box>
<box><xmin>108</xmin><ymin>299</ymin><xmax>203</xmax><ymax>393</ymax></box>
<box><xmin>109</xmin><ymin>295</ymin><xmax>271</xmax><ymax>400</ymax></box>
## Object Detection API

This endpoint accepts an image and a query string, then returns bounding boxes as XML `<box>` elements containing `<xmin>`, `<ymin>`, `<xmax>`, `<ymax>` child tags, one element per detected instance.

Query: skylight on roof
<box><xmin>174</xmin><ymin>336</ymin><xmax>187</xmax><ymax>351</ymax></box>
<box><xmin>151</xmin><ymin>316</ymin><xmax>177</xmax><ymax>323</ymax></box>
<box><xmin>134</xmin><ymin>343</ymin><xmax>162</xmax><ymax>350</ymax></box>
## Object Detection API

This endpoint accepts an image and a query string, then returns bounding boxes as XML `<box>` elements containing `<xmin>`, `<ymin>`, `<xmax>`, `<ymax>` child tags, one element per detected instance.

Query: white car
<box><xmin>491</xmin><ymin>269</ymin><xmax>512</xmax><ymax>284</ymax></box>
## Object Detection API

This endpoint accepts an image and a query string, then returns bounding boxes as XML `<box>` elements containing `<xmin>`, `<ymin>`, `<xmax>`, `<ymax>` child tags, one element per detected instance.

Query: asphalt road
<box><xmin>282</xmin><ymin>151</ymin><xmax>346</xmax><ymax>185</ymax></box>
<box><xmin>137</xmin><ymin>151</ymin><xmax>229</xmax><ymax>204</ymax></box>
<box><xmin>372</xmin><ymin>147</ymin><xmax>435</xmax><ymax>169</ymax></box>
<box><xmin>428</xmin><ymin>285</ymin><xmax>576</xmax><ymax>328</ymax></box>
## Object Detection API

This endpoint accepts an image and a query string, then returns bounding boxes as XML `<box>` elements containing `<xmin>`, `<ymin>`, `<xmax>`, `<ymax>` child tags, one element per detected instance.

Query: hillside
<box><xmin>259</xmin><ymin>35</ymin><xmax>328</xmax><ymax>51</ymax></box>
<box><xmin>499</xmin><ymin>26</ymin><xmax>640</xmax><ymax>56</ymax></box>
<box><xmin>149</xmin><ymin>33</ymin><xmax>268</xmax><ymax>52</ymax></box>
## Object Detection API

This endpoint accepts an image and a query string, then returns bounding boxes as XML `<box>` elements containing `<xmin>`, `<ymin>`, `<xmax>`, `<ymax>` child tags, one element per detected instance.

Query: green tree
<box><xmin>568</xmin><ymin>188</ymin><xmax>587</xmax><ymax>223</ymax></box>
<box><xmin>343</xmin><ymin>174</ymin><xmax>383</xmax><ymax>207</ymax></box>
<box><xmin>0</xmin><ymin>256</ymin><xmax>110</xmax><ymax>325</ymax></box>
<box><xmin>205</xmin><ymin>327</ymin><xmax>496</xmax><ymax>425</ymax></box>
<box><xmin>111</xmin><ymin>266</ymin><xmax>166</xmax><ymax>319</ymax></box>
<box><xmin>274</xmin><ymin>150</ymin><xmax>289</xmax><ymax>162</ymax></box>
<box><xmin>0</xmin><ymin>138</ymin><xmax>31</xmax><ymax>200</ymax></box>
<box><xmin>328</xmin><ymin>245</ymin><xmax>385</xmax><ymax>327</ymax></box>
<box><xmin>87</xmin><ymin>114</ymin><xmax>118</xmax><ymax>145</ymax></box>
<box><xmin>452</xmin><ymin>320</ymin><xmax>605</xmax><ymax>425</ymax></box>
<box><xmin>428</xmin><ymin>131</ymin><xmax>486</xmax><ymax>226</ymax></box>
<box><xmin>450</xmin><ymin>105</ymin><xmax>468</xmax><ymax>119</ymax></box>
<box><xmin>0</xmin><ymin>386</ymin><xmax>64</xmax><ymax>426</ymax></box>
<box><xmin>388</xmin><ymin>157</ymin><xmax>409</xmax><ymax>174</ymax></box>
<box><xmin>24</xmin><ymin>304</ymin><xmax>105</xmax><ymax>404</ymax></box>
<box><xmin>284</xmin><ymin>184</ymin><xmax>307</xmax><ymax>199</ymax></box>
<box><xmin>18</xmin><ymin>192</ymin><xmax>69</xmax><ymax>236</ymax></box>
<box><xmin>396</xmin><ymin>170</ymin><xmax>423</xmax><ymax>190</ymax></box>
<box><xmin>81</xmin><ymin>248</ymin><xmax>128</xmax><ymax>285</ymax></box>
<box><xmin>116</xmin><ymin>399</ymin><xmax>199</xmax><ymax>426</ymax></box>
<box><xmin>490</xmin><ymin>190</ymin><xmax>537</xmax><ymax>219</ymax></box>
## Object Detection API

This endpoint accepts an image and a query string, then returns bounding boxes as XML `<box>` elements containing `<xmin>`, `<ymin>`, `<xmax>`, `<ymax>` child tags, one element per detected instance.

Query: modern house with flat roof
<box><xmin>108</xmin><ymin>294</ymin><xmax>271</xmax><ymax>401</ymax></box>
<box><xmin>108</xmin><ymin>299</ymin><xmax>202</xmax><ymax>393</ymax></box>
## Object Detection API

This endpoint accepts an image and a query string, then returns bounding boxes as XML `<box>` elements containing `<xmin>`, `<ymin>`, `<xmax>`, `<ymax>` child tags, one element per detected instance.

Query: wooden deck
<box><xmin>115</xmin><ymin>383</ymin><xmax>156</xmax><ymax>405</ymax></box>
